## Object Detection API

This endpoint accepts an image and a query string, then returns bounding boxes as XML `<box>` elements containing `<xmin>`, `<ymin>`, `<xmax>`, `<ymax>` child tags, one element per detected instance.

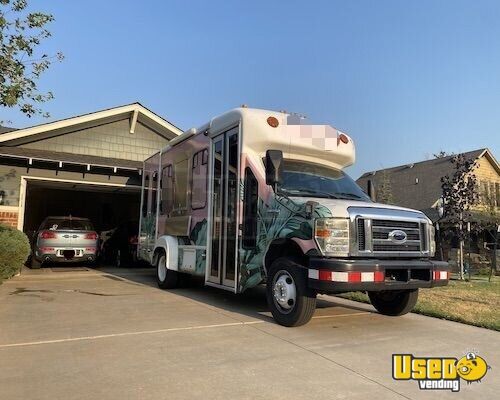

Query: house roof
<box><xmin>0</xmin><ymin>145</ymin><xmax>142</xmax><ymax>171</ymax></box>
<box><xmin>0</xmin><ymin>126</ymin><xmax>17</xmax><ymax>134</ymax></box>
<box><xmin>0</xmin><ymin>103</ymin><xmax>182</xmax><ymax>146</ymax></box>
<box><xmin>356</xmin><ymin>148</ymin><xmax>498</xmax><ymax>220</ymax></box>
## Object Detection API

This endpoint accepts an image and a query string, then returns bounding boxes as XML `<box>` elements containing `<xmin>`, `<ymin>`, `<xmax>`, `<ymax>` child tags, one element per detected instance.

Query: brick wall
<box><xmin>0</xmin><ymin>211</ymin><xmax>18</xmax><ymax>228</ymax></box>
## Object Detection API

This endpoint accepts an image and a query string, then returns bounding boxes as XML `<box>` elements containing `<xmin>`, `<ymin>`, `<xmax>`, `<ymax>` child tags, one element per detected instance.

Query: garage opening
<box><xmin>23</xmin><ymin>179</ymin><xmax>141</xmax><ymax>233</ymax></box>
<box><xmin>23</xmin><ymin>179</ymin><xmax>141</xmax><ymax>266</ymax></box>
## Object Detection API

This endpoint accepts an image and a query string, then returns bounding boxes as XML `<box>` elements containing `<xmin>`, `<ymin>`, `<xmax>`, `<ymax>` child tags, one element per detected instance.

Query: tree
<box><xmin>440</xmin><ymin>154</ymin><xmax>479</xmax><ymax>279</ymax></box>
<box><xmin>434</xmin><ymin>150</ymin><xmax>454</xmax><ymax>159</ymax></box>
<box><xmin>377</xmin><ymin>170</ymin><xmax>394</xmax><ymax>204</ymax></box>
<box><xmin>0</xmin><ymin>0</ymin><xmax>63</xmax><ymax>120</ymax></box>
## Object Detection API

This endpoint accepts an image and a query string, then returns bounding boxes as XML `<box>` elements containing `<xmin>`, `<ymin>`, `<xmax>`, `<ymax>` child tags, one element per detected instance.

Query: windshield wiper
<box><xmin>335</xmin><ymin>192</ymin><xmax>364</xmax><ymax>200</ymax></box>
<box><xmin>280</xmin><ymin>188</ymin><xmax>339</xmax><ymax>199</ymax></box>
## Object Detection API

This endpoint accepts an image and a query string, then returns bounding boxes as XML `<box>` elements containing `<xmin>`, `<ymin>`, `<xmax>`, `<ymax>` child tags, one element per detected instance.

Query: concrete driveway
<box><xmin>0</xmin><ymin>267</ymin><xmax>498</xmax><ymax>400</ymax></box>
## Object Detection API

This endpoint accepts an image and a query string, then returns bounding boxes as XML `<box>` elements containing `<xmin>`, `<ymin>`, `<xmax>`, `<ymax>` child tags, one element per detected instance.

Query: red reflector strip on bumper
<box><xmin>374</xmin><ymin>271</ymin><xmax>385</xmax><ymax>282</ymax></box>
<box><xmin>318</xmin><ymin>270</ymin><xmax>332</xmax><ymax>281</ymax></box>
<box><xmin>433</xmin><ymin>270</ymin><xmax>449</xmax><ymax>280</ymax></box>
<box><xmin>39</xmin><ymin>247</ymin><xmax>55</xmax><ymax>253</ymax></box>
<box><xmin>308</xmin><ymin>270</ymin><xmax>385</xmax><ymax>283</ymax></box>
<box><xmin>349</xmin><ymin>271</ymin><xmax>361</xmax><ymax>282</ymax></box>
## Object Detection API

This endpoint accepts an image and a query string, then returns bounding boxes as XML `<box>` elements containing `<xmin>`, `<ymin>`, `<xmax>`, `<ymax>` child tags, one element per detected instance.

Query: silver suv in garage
<box><xmin>31</xmin><ymin>216</ymin><xmax>99</xmax><ymax>268</ymax></box>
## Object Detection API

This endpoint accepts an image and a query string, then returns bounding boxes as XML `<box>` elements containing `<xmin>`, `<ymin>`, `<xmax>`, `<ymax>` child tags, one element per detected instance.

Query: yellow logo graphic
<box><xmin>456</xmin><ymin>353</ymin><xmax>489</xmax><ymax>382</ymax></box>
<box><xmin>392</xmin><ymin>352</ymin><xmax>490</xmax><ymax>392</ymax></box>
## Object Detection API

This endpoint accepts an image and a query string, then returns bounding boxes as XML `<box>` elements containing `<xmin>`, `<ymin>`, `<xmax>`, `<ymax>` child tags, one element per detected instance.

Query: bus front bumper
<box><xmin>307</xmin><ymin>257</ymin><xmax>450</xmax><ymax>294</ymax></box>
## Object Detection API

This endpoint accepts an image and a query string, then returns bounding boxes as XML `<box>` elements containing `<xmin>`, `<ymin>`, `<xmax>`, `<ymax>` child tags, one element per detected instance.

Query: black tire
<box><xmin>156</xmin><ymin>251</ymin><xmax>179</xmax><ymax>289</ymax></box>
<box><xmin>368</xmin><ymin>289</ymin><xmax>418</xmax><ymax>316</ymax></box>
<box><xmin>266</xmin><ymin>257</ymin><xmax>317</xmax><ymax>327</ymax></box>
<box><xmin>30</xmin><ymin>257</ymin><xmax>41</xmax><ymax>269</ymax></box>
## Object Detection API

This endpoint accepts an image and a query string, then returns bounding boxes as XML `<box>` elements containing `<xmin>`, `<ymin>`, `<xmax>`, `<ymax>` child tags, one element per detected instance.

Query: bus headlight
<box><xmin>315</xmin><ymin>218</ymin><xmax>350</xmax><ymax>257</ymax></box>
<box><xmin>429</xmin><ymin>224</ymin><xmax>436</xmax><ymax>257</ymax></box>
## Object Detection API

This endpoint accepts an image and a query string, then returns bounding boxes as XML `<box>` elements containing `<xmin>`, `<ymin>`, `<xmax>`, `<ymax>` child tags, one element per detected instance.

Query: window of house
<box><xmin>142</xmin><ymin>174</ymin><xmax>150</xmax><ymax>217</ymax></box>
<box><xmin>161</xmin><ymin>164</ymin><xmax>173</xmax><ymax>215</ymax></box>
<box><xmin>174</xmin><ymin>157</ymin><xmax>189</xmax><ymax>212</ymax></box>
<box><xmin>496</xmin><ymin>182</ymin><xmax>500</xmax><ymax>207</ymax></box>
<box><xmin>191</xmin><ymin>149</ymin><xmax>208</xmax><ymax>209</ymax></box>
<box><xmin>481</xmin><ymin>181</ymin><xmax>490</xmax><ymax>204</ymax></box>
<box><xmin>491</xmin><ymin>182</ymin><xmax>498</xmax><ymax>207</ymax></box>
<box><xmin>242</xmin><ymin>167</ymin><xmax>259</xmax><ymax>249</ymax></box>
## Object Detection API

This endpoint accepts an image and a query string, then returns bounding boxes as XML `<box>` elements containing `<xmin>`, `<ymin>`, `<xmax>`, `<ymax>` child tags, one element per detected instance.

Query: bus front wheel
<box><xmin>266</xmin><ymin>257</ymin><xmax>317</xmax><ymax>327</ymax></box>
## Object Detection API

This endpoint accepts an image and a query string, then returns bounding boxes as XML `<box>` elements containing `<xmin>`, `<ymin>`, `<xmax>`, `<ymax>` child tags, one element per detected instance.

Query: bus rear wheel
<box><xmin>266</xmin><ymin>257</ymin><xmax>317</xmax><ymax>327</ymax></box>
<box><xmin>368</xmin><ymin>289</ymin><xmax>418</xmax><ymax>316</ymax></box>
<box><xmin>156</xmin><ymin>252</ymin><xmax>179</xmax><ymax>289</ymax></box>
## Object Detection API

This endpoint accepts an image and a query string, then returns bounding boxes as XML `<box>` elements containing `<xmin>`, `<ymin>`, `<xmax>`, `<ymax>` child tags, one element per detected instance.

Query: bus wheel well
<box><xmin>152</xmin><ymin>247</ymin><xmax>165</xmax><ymax>266</ymax></box>
<box><xmin>264</xmin><ymin>240</ymin><xmax>306</xmax><ymax>273</ymax></box>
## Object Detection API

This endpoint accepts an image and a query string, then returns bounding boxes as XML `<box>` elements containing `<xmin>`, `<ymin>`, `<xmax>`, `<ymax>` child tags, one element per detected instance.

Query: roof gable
<box><xmin>18</xmin><ymin>118</ymin><xmax>168</xmax><ymax>162</ymax></box>
<box><xmin>0</xmin><ymin>103</ymin><xmax>182</xmax><ymax>146</ymax></box>
<box><xmin>479</xmin><ymin>148</ymin><xmax>500</xmax><ymax>175</ymax></box>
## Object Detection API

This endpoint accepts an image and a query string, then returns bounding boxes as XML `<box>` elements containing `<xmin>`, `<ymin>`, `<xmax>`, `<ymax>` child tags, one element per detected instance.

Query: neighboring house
<box><xmin>0</xmin><ymin>103</ymin><xmax>182</xmax><ymax>234</ymax></box>
<box><xmin>356</xmin><ymin>148</ymin><xmax>500</xmax><ymax>222</ymax></box>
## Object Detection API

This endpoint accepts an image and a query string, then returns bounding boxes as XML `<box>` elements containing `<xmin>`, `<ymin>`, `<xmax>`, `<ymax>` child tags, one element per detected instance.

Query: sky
<box><xmin>1</xmin><ymin>0</ymin><xmax>499</xmax><ymax>178</ymax></box>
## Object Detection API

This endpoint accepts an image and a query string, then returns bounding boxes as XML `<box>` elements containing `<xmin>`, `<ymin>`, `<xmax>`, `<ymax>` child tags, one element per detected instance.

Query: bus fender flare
<box><xmin>153</xmin><ymin>235</ymin><xmax>179</xmax><ymax>271</ymax></box>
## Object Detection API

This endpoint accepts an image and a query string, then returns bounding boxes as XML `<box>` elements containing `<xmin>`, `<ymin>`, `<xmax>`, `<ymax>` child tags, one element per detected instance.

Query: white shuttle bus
<box><xmin>138</xmin><ymin>107</ymin><xmax>449</xmax><ymax>326</ymax></box>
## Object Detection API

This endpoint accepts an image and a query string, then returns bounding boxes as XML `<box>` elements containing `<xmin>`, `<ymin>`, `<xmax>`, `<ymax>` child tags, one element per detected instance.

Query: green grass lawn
<box><xmin>337</xmin><ymin>276</ymin><xmax>500</xmax><ymax>331</ymax></box>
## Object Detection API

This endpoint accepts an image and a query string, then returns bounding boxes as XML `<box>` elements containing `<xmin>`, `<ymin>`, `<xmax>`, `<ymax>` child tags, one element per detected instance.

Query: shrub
<box><xmin>0</xmin><ymin>223</ymin><xmax>31</xmax><ymax>282</ymax></box>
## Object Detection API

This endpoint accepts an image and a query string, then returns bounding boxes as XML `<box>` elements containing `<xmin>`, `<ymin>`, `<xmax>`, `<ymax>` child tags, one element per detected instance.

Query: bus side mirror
<box><xmin>367</xmin><ymin>179</ymin><xmax>376</xmax><ymax>202</ymax></box>
<box><xmin>265</xmin><ymin>150</ymin><xmax>283</xmax><ymax>188</ymax></box>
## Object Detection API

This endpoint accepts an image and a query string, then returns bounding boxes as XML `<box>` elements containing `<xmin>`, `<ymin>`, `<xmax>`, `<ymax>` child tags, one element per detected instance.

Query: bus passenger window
<box><xmin>142</xmin><ymin>174</ymin><xmax>150</xmax><ymax>217</ymax></box>
<box><xmin>161</xmin><ymin>165</ymin><xmax>173</xmax><ymax>215</ymax></box>
<box><xmin>174</xmin><ymin>158</ymin><xmax>189</xmax><ymax>212</ymax></box>
<box><xmin>192</xmin><ymin>149</ymin><xmax>208</xmax><ymax>209</ymax></box>
<box><xmin>151</xmin><ymin>171</ymin><xmax>158</xmax><ymax>214</ymax></box>
<box><xmin>242</xmin><ymin>167</ymin><xmax>258</xmax><ymax>248</ymax></box>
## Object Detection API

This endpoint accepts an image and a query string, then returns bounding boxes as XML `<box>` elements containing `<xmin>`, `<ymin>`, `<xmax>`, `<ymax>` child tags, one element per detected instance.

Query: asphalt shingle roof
<box><xmin>356</xmin><ymin>149</ymin><xmax>488</xmax><ymax>219</ymax></box>
<box><xmin>0</xmin><ymin>126</ymin><xmax>17</xmax><ymax>134</ymax></box>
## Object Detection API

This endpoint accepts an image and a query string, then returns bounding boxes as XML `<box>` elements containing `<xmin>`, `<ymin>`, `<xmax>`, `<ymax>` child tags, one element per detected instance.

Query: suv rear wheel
<box><xmin>29</xmin><ymin>257</ymin><xmax>41</xmax><ymax>269</ymax></box>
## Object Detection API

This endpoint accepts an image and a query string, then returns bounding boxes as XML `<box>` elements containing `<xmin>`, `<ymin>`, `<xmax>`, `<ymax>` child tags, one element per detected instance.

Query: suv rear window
<box><xmin>42</xmin><ymin>218</ymin><xmax>94</xmax><ymax>231</ymax></box>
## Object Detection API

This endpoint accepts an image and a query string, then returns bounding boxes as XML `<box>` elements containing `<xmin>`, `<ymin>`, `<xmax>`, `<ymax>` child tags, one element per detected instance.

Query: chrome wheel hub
<box><xmin>158</xmin><ymin>256</ymin><xmax>166</xmax><ymax>282</ymax></box>
<box><xmin>272</xmin><ymin>271</ymin><xmax>296</xmax><ymax>313</ymax></box>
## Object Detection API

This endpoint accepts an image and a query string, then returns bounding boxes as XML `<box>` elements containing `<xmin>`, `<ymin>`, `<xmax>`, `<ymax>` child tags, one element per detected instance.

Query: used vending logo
<box><xmin>392</xmin><ymin>352</ymin><xmax>490</xmax><ymax>392</ymax></box>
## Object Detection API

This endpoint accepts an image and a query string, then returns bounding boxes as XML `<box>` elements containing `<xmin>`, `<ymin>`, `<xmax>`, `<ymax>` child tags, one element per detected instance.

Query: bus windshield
<box><xmin>280</xmin><ymin>160</ymin><xmax>370</xmax><ymax>201</ymax></box>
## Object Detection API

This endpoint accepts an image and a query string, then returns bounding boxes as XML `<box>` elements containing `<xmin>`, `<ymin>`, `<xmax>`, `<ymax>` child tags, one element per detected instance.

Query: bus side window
<box><xmin>242</xmin><ymin>167</ymin><xmax>258</xmax><ymax>249</ymax></box>
<box><xmin>174</xmin><ymin>157</ymin><xmax>189</xmax><ymax>213</ymax></box>
<box><xmin>151</xmin><ymin>171</ymin><xmax>158</xmax><ymax>214</ymax></box>
<box><xmin>192</xmin><ymin>148</ymin><xmax>208</xmax><ymax>209</ymax></box>
<box><xmin>161</xmin><ymin>164</ymin><xmax>173</xmax><ymax>215</ymax></box>
<box><xmin>142</xmin><ymin>174</ymin><xmax>150</xmax><ymax>217</ymax></box>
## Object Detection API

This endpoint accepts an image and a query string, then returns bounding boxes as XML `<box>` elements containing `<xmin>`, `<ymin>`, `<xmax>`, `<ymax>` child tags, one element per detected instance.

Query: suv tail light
<box><xmin>40</xmin><ymin>230</ymin><xmax>57</xmax><ymax>239</ymax></box>
<box><xmin>84</xmin><ymin>232</ymin><xmax>98</xmax><ymax>240</ymax></box>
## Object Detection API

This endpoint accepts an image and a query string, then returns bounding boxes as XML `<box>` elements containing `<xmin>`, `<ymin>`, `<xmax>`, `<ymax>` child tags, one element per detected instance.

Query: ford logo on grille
<box><xmin>389</xmin><ymin>230</ymin><xmax>408</xmax><ymax>243</ymax></box>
